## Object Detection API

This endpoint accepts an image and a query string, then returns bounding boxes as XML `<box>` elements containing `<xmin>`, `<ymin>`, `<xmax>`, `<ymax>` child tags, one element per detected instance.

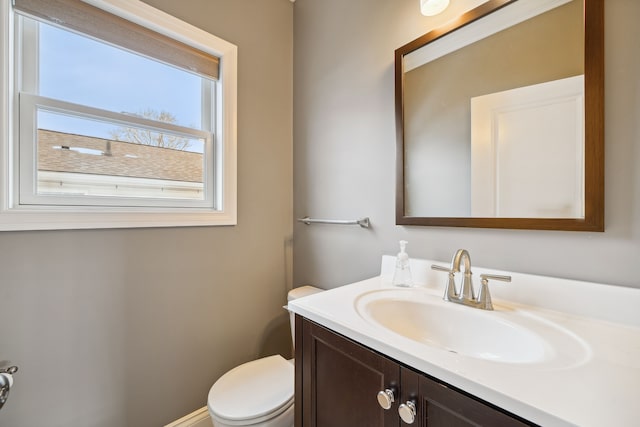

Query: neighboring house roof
<box><xmin>37</xmin><ymin>129</ymin><xmax>203</xmax><ymax>183</ymax></box>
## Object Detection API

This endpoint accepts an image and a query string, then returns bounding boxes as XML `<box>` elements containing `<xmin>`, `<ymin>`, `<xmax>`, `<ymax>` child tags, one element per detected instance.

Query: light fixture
<box><xmin>420</xmin><ymin>0</ymin><xmax>450</xmax><ymax>16</ymax></box>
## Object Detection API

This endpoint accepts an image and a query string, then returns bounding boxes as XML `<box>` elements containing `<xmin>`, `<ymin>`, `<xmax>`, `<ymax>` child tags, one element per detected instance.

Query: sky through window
<box><xmin>36</xmin><ymin>19</ymin><xmax>208</xmax><ymax>148</ymax></box>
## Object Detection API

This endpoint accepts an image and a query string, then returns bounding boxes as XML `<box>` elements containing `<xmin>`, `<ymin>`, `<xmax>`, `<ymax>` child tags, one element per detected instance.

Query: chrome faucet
<box><xmin>431</xmin><ymin>249</ymin><xmax>511</xmax><ymax>310</ymax></box>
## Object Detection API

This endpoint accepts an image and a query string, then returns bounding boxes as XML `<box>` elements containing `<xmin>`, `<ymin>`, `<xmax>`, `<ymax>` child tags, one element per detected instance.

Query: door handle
<box><xmin>0</xmin><ymin>366</ymin><xmax>18</xmax><ymax>411</ymax></box>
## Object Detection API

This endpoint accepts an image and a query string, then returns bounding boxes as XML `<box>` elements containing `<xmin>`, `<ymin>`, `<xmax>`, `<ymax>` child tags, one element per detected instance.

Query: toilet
<box><xmin>207</xmin><ymin>286</ymin><xmax>323</xmax><ymax>427</ymax></box>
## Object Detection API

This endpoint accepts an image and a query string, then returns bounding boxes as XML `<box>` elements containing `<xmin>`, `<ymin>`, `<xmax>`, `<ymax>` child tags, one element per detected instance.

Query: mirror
<box><xmin>395</xmin><ymin>0</ymin><xmax>603</xmax><ymax>231</ymax></box>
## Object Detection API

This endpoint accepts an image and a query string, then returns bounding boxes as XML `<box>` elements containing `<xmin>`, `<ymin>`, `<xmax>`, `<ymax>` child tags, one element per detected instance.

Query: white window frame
<box><xmin>0</xmin><ymin>0</ymin><xmax>238</xmax><ymax>230</ymax></box>
<box><xmin>20</xmin><ymin>93</ymin><xmax>217</xmax><ymax>208</ymax></box>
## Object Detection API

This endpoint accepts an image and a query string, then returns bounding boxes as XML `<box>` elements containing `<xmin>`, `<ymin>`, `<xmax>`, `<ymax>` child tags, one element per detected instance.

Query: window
<box><xmin>0</xmin><ymin>0</ymin><xmax>237</xmax><ymax>229</ymax></box>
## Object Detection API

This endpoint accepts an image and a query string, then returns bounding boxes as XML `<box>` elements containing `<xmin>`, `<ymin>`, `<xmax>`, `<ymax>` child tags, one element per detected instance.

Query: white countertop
<box><xmin>288</xmin><ymin>256</ymin><xmax>640</xmax><ymax>427</ymax></box>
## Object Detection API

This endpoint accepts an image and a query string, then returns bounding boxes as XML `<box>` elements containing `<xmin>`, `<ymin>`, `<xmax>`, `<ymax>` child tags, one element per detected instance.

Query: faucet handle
<box><xmin>431</xmin><ymin>264</ymin><xmax>457</xmax><ymax>300</ymax></box>
<box><xmin>480</xmin><ymin>273</ymin><xmax>511</xmax><ymax>283</ymax></box>
<box><xmin>431</xmin><ymin>264</ymin><xmax>451</xmax><ymax>273</ymax></box>
<box><xmin>477</xmin><ymin>274</ymin><xmax>511</xmax><ymax>310</ymax></box>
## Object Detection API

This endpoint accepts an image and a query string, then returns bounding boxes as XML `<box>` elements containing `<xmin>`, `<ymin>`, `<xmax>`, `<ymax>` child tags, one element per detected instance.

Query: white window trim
<box><xmin>0</xmin><ymin>0</ymin><xmax>238</xmax><ymax>230</ymax></box>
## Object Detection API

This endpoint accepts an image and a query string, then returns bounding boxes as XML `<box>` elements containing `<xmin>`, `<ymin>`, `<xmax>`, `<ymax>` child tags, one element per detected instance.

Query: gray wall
<box><xmin>293</xmin><ymin>0</ymin><xmax>640</xmax><ymax>289</ymax></box>
<box><xmin>0</xmin><ymin>1</ymin><xmax>293</xmax><ymax>426</ymax></box>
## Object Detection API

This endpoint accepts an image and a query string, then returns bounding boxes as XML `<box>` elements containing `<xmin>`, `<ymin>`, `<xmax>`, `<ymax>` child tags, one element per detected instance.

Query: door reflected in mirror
<box><xmin>395</xmin><ymin>0</ymin><xmax>604</xmax><ymax>231</ymax></box>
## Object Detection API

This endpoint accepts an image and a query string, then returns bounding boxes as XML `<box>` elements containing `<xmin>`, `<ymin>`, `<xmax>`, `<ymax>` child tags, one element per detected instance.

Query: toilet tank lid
<box><xmin>287</xmin><ymin>285</ymin><xmax>323</xmax><ymax>302</ymax></box>
<box><xmin>208</xmin><ymin>355</ymin><xmax>294</xmax><ymax>422</ymax></box>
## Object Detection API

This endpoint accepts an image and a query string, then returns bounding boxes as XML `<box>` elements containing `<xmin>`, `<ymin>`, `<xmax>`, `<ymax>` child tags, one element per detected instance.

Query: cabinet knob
<box><xmin>376</xmin><ymin>388</ymin><xmax>395</xmax><ymax>410</ymax></box>
<box><xmin>398</xmin><ymin>400</ymin><xmax>417</xmax><ymax>424</ymax></box>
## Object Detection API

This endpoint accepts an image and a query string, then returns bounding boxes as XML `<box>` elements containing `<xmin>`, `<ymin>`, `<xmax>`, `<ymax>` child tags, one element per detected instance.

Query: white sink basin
<box><xmin>355</xmin><ymin>288</ymin><xmax>589</xmax><ymax>367</ymax></box>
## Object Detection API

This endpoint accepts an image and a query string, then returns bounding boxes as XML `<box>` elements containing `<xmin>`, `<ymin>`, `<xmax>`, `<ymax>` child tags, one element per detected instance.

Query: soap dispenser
<box><xmin>392</xmin><ymin>240</ymin><xmax>414</xmax><ymax>287</ymax></box>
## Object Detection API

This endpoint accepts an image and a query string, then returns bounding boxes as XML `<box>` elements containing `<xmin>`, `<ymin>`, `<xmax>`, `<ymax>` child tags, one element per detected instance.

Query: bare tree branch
<box><xmin>109</xmin><ymin>109</ymin><xmax>192</xmax><ymax>150</ymax></box>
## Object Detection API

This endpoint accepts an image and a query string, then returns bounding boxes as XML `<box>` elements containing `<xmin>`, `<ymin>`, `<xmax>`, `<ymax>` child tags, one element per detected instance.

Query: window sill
<box><xmin>0</xmin><ymin>207</ymin><xmax>237</xmax><ymax>231</ymax></box>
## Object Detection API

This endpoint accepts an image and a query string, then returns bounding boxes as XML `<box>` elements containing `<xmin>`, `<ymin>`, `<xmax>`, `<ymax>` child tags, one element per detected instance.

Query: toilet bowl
<box><xmin>207</xmin><ymin>286</ymin><xmax>323</xmax><ymax>427</ymax></box>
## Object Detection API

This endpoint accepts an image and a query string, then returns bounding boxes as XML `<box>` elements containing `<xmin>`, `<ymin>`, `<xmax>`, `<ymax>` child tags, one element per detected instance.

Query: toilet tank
<box><xmin>286</xmin><ymin>286</ymin><xmax>323</xmax><ymax>350</ymax></box>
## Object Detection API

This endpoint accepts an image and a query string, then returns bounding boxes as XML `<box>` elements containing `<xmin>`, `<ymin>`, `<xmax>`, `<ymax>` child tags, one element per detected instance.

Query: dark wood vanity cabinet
<box><xmin>295</xmin><ymin>316</ymin><xmax>535</xmax><ymax>427</ymax></box>
<box><xmin>410</xmin><ymin>369</ymin><xmax>533</xmax><ymax>426</ymax></box>
<box><xmin>296</xmin><ymin>315</ymin><xmax>400</xmax><ymax>427</ymax></box>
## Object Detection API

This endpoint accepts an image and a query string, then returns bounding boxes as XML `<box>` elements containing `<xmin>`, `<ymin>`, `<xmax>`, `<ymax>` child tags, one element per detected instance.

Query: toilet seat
<box><xmin>208</xmin><ymin>355</ymin><xmax>294</xmax><ymax>425</ymax></box>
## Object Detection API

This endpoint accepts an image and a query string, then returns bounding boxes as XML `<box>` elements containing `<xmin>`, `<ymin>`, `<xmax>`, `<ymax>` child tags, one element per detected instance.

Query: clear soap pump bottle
<box><xmin>392</xmin><ymin>240</ymin><xmax>414</xmax><ymax>287</ymax></box>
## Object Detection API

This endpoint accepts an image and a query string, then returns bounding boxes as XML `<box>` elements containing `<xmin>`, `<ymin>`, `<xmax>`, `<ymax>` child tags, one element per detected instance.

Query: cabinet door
<box><xmin>413</xmin><ymin>368</ymin><xmax>534</xmax><ymax>427</ymax></box>
<box><xmin>296</xmin><ymin>316</ymin><xmax>400</xmax><ymax>427</ymax></box>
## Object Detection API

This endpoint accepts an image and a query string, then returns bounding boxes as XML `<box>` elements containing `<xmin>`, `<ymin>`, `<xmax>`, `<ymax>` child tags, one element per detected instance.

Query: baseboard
<box><xmin>164</xmin><ymin>406</ymin><xmax>212</xmax><ymax>427</ymax></box>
